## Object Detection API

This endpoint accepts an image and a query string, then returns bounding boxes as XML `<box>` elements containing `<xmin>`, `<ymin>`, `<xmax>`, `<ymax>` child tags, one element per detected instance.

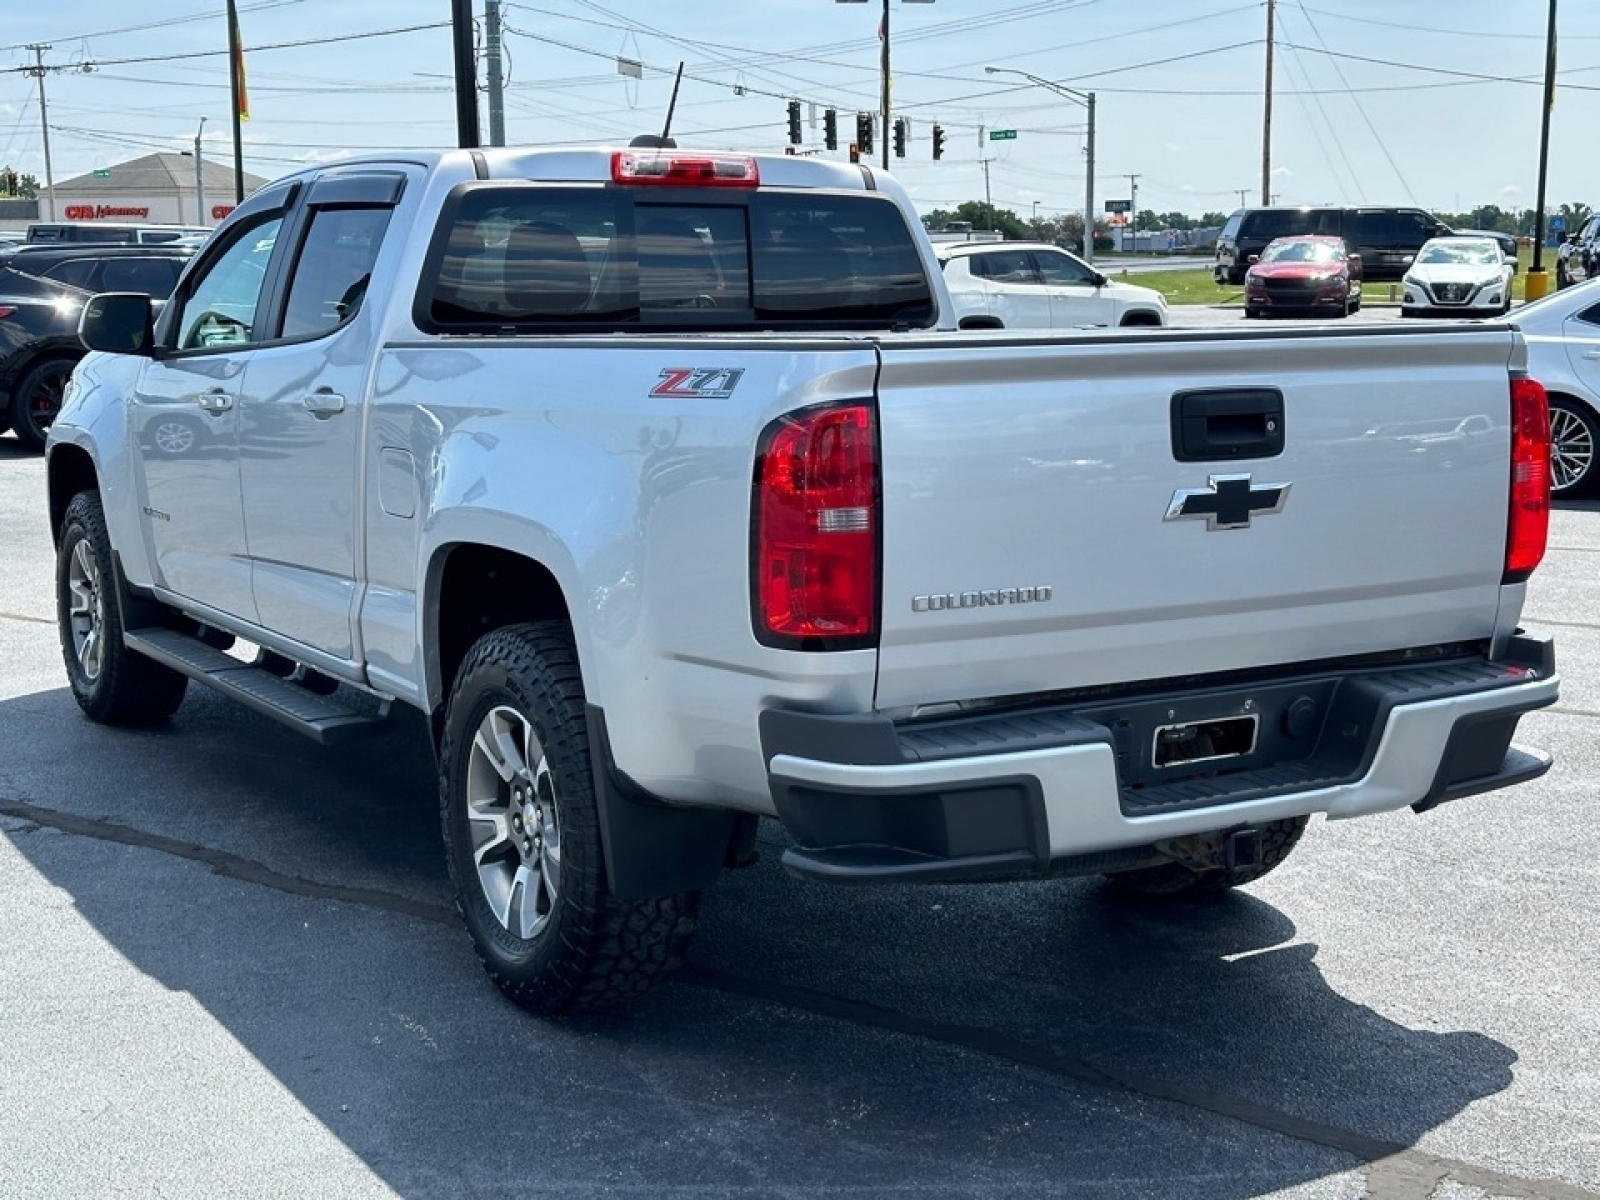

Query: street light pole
<box><xmin>985</xmin><ymin>66</ymin><xmax>1096</xmax><ymax>265</ymax></box>
<box><xmin>194</xmin><ymin>116</ymin><xmax>207</xmax><ymax>226</ymax></box>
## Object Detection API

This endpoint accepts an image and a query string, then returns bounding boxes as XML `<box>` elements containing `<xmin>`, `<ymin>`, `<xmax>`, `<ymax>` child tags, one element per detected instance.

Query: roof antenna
<box><xmin>628</xmin><ymin>62</ymin><xmax>683</xmax><ymax>150</ymax></box>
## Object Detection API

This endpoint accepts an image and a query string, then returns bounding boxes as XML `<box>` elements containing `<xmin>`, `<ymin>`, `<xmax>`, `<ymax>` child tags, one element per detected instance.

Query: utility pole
<box><xmin>23</xmin><ymin>45</ymin><xmax>59</xmax><ymax>221</ymax></box>
<box><xmin>1236</xmin><ymin>188</ymin><xmax>1248</xmax><ymax>208</ymax></box>
<box><xmin>450</xmin><ymin>0</ymin><xmax>480</xmax><ymax>148</ymax></box>
<box><xmin>981</xmin><ymin>157</ymin><xmax>993</xmax><ymax>224</ymax></box>
<box><xmin>194</xmin><ymin>116</ymin><xmax>207</xmax><ymax>225</ymax></box>
<box><xmin>1127</xmin><ymin>173</ymin><xmax>1140</xmax><ymax>253</ymax></box>
<box><xmin>1261</xmin><ymin>0</ymin><xmax>1274</xmax><ymax>206</ymax></box>
<box><xmin>485</xmin><ymin>0</ymin><xmax>506</xmax><ymax>147</ymax></box>
<box><xmin>880</xmin><ymin>0</ymin><xmax>891</xmax><ymax>170</ymax></box>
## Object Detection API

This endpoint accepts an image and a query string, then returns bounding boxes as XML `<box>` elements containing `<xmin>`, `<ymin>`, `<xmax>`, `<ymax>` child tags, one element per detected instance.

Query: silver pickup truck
<box><xmin>46</xmin><ymin>145</ymin><xmax>1558</xmax><ymax>1015</ymax></box>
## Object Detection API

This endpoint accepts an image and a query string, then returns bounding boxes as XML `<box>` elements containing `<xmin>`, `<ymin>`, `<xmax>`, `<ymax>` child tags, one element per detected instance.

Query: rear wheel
<box><xmin>1549</xmin><ymin>396</ymin><xmax>1600</xmax><ymax>499</ymax></box>
<box><xmin>1104</xmin><ymin>817</ymin><xmax>1308</xmax><ymax>898</ymax></box>
<box><xmin>56</xmin><ymin>492</ymin><xmax>189</xmax><ymax>724</ymax></box>
<box><xmin>439</xmin><ymin>622</ymin><xmax>700</xmax><ymax>1014</ymax></box>
<box><xmin>1244</xmin><ymin>305</ymin><xmax>1263</xmax><ymax>319</ymax></box>
<box><xmin>9</xmin><ymin>356</ymin><xmax>77</xmax><ymax>452</ymax></box>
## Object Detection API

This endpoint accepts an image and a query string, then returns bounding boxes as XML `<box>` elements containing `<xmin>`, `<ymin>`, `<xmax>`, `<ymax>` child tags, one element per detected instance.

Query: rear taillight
<box><xmin>753</xmin><ymin>402</ymin><xmax>879</xmax><ymax>649</ymax></box>
<box><xmin>1505</xmin><ymin>375</ymin><xmax>1550</xmax><ymax>583</ymax></box>
<box><xmin>0</xmin><ymin>307</ymin><xmax>14</xmax><ymax>320</ymax></box>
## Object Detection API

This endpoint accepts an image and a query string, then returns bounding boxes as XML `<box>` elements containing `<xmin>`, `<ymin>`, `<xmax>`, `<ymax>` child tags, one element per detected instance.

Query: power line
<box><xmin>0</xmin><ymin>0</ymin><xmax>304</xmax><ymax>55</ymax></box>
<box><xmin>0</xmin><ymin>22</ymin><xmax>449</xmax><ymax>77</ymax></box>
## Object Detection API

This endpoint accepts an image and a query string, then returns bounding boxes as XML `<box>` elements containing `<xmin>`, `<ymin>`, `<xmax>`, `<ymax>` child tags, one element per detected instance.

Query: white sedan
<box><xmin>1513</xmin><ymin>277</ymin><xmax>1600</xmax><ymax>497</ymax></box>
<box><xmin>1401</xmin><ymin>236</ymin><xmax>1514</xmax><ymax>317</ymax></box>
<box><xmin>934</xmin><ymin>241</ymin><xmax>1168</xmax><ymax>329</ymax></box>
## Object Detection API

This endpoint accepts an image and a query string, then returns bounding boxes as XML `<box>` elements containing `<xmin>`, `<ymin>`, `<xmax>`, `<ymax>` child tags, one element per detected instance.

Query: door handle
<box><xmin>302</xmin><ymin>389</ymin><xmax>347</xmax><ymax>417</ymax></box>
<box><xmin>196</xmin><ymin>388</ymin><xmax>234</xmax><ymax>414</ymax></box>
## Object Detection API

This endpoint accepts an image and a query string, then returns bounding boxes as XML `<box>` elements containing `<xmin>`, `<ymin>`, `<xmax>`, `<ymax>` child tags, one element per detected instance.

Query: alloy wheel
<box><xmin>1550</xmin><ymin>405</ymin><xmax>1595</xmax><ymax>494</ymax></box>
<box><xmin>465</xmin><ymin>704</ymin><xmax>563</xmax><ymax>940</ymax></box>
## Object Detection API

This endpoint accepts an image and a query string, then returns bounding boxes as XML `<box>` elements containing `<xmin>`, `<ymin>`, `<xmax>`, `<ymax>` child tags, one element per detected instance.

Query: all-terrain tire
<box><xmin>1103</xmin><ymin>816</ymin><xmax>1309</xmax><ymax>898</ymax></box>
<box><xmin>56</xmin><ymin>491</ymin><xmax>189</xmax><ymax>724</ymax></box>
<box><xmin>439</xmin><ymin>621</ymin><xmax>700</xmax><ymax>1015</ymax></box>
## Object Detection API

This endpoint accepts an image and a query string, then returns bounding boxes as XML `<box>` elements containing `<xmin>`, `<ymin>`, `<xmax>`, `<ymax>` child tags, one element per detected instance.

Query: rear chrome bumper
<box><xmin>761</xmin><ymin>634</ymin><xmax>1557</xmax><ymax>885</ymax></box>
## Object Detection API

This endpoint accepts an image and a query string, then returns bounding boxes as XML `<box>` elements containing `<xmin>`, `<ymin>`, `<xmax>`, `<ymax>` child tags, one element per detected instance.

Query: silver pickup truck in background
<box><xmin>47</xmin><ymin>145</ymin><xmax>1558</xmax><ymax>1015</ymax></box>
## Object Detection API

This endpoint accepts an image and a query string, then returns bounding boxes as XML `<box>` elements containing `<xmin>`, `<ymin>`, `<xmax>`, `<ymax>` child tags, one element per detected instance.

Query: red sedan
<box><xmin>1243</xmin><ymin>235</ymin><xmax>1363</xmax><ymax>319</ymax></box>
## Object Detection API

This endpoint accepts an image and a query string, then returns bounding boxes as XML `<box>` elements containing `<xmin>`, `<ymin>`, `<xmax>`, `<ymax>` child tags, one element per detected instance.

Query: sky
<box><xmin>2</xmin><ymin>0</ymin><xmax>1597</xmax><ymax>223</ymax></box>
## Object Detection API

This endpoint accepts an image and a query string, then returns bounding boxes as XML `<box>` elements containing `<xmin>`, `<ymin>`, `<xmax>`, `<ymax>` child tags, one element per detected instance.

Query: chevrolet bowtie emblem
<box><xmin>1165</xmin><ymin>474</ymin><xmax>1291</xmax><ymax>530</ymax></box>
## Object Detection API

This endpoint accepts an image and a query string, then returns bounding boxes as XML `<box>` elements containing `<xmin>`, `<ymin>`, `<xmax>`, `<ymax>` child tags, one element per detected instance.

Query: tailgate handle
<box><xmin>1171</xmin><ymin>388</ymin><xmax>1284</xmax><ymax>461</ymax></box>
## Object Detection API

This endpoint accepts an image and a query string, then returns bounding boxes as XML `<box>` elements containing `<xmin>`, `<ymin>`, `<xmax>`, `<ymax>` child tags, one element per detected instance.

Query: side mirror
<box><xmin>79</xmin><ymin>292</ymin><xmax>156</xmax><ymax>356</ymax></box>
<box><xmin>1091</xmin><ymin>272</ymin><xmax>1108</xmax><ymax>287</ymax></box>
<box><xmin>1246</xmin><ymin>254</ymin><xmax>1260</xmax><ymax>265</ymax></box>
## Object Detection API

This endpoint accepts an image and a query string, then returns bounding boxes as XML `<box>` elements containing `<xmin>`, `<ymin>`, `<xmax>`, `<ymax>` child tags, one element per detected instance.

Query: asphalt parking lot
<box><xmin>1</xmin><ymin>368</ymin><xmax>1597</xmax><ymax>1198</ymax></box>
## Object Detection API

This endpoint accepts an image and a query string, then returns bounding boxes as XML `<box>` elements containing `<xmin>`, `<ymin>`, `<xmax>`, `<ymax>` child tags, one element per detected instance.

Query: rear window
<box><xmin>420</xmin><ymin>185</ymin><xmax>935</xmax><ymax>332</ymax></box>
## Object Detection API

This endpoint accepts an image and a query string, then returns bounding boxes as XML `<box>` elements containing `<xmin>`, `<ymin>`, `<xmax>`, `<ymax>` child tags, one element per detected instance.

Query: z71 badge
<box><xmin>649</xmin><ymin>368</ymin><xmax>745</xmax><ymax>399</ymax></box>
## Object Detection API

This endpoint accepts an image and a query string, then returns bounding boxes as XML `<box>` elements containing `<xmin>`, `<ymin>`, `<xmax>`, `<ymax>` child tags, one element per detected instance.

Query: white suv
<box><xmin>935</xmin><ymin>241</ymin><xmax>1168</xmax><ymax>329</ymax></box>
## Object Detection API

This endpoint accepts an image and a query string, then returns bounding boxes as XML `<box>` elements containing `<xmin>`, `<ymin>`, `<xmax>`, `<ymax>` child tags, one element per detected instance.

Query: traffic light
<box><xmin>849</xmin><ymin>143</ymin><xmax>860</xmax><ymax>164</ymax></box>
<box><xmin>787</xmin><ymin>100</ymin><xmax>802</xmax><ymax>146</ymax></box>
<box><xmin>932</xmin><ymin>123</ymin><xmax>945</xmax><ymax>161</ymax></box>
<box><xmin>893</xmin><ymin>118</ymin><xmax>906</xmax><ymax>159</ymax></box>
<box><xmin>856</xmin><ymin>112</ymin><xmax>874</xmax><ymax>157</ymax></box>
<box><xmin>823</xmin><ymin>108</ymin><xmax>838</xmax><ymax>150</ymax></box>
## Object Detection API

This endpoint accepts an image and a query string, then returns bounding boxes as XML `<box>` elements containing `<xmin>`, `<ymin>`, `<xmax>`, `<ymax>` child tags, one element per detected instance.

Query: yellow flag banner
<box><xmin>231</xmin><ymin>15</ymin><xmax>250</xmax><ymax>121</ymax></box>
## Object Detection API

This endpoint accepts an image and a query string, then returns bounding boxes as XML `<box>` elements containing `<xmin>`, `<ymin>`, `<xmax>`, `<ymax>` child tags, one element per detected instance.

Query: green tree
<box><xmin>950</xmin><ymin>201</ymin><xmax>1029</xmax><ymax>239</ymax></box>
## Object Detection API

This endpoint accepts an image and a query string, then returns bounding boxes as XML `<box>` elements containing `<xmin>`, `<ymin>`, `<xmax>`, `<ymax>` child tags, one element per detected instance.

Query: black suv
<box><xmin>1215</xmin><ymin>206</ymin><xmax>1454</xmax><ymax>285</ymax></box>
<box><xmin>0</xmin><ymin>244</ymin><xmax>192</xmax><ymax>451</ymax></box>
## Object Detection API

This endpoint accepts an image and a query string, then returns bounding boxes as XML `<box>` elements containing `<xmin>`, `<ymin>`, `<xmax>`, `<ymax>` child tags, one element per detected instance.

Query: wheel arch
<box><xmin>424</xmin><ymin>539</ymin><xmax>575</xmax><ymax>738</ymax></box>
<box><xmin>47</xmin><ymin>442</ymin><xmax>100</xmax><ymax>544</ymax></box>
<box><xmin>1</xmin><ymin>342</ymin><xmax>84</xmax><ymax>399</ymax></box>
<box><xmin>1117</xmin><ymin>308</ymin><xmax>1165</xmax><ymax>327</ymax></box>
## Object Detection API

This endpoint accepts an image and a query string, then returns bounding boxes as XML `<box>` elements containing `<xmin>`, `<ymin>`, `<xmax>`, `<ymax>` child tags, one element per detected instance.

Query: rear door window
<box><xmin>100</xmin><ymin>257</ymin><xmax>184</xmax><ymax>298</ymax></box>
<box><xmin>280</xmin><ymin>207</ymin><xmax>392</xmax><ymax>337</ymax></box>
<box><xmin>968</xmin><ymin>249</ymin><xmax>1038</xmax><ymax>284</ymax></box>
<box><xmin>41</xmin><ymin>260</ymin><xmax>98</xmax><ymax>290</ymax></box>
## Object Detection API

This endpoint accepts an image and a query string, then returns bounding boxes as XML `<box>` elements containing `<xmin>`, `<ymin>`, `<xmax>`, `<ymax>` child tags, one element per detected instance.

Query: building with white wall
<box><xmin>18</xmin><ymin>153</ymin><xmax>270</xmax><ymax>233</ymax></box>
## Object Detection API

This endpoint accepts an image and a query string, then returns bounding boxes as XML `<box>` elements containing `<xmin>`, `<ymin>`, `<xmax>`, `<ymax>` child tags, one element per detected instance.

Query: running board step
<box><xmin>125</xmin><ymin>628</ymin><xmax>390</xmax><ymax>745</ymax></box>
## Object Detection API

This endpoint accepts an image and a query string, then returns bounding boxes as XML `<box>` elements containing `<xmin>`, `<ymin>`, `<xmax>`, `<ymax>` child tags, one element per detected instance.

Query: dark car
<box><xmin>0</xmin><ymin>243</ymin><xmax>191</xmax><ymax>296</ymax></box>
<box><xmin>0</xmin><ymin>245</ymin><xmax>191</xmax><ymax>451</ymax></box>
<box><xmin>1243</xmin><ymin>235</ymin><xmax>1363</xmax><ymax>319</ymax></box>
<box><xmin>1562</xmin><ymin>214</ymin><xmax>1600</xmax><ymax>288</ymax></box>
<box><xmin>1215</xmin><ymin>205</ymin><xmax>1453</xmax><ymax>285</ymax></box>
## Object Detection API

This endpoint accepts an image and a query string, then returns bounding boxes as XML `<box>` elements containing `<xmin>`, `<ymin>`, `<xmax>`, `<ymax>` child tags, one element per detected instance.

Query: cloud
<box><xmin>1271</xmin><ymin>166</ymin><xmax>1294</xmax><ymax>178</ymax></box>
<box><xmin>1499</xmin><ymin>184</ymin><xmax>1523</xmax><ymax>197</ymax></box>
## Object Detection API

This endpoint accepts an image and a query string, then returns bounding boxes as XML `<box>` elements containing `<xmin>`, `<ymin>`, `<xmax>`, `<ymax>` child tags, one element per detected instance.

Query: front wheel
<box><xmin>439</xmin><ymin>622</ymin><xmax>700</xmax><ymax>1014</ymax></box>
<box><xmin>9</xmin><ymin>356</ymin><xmax>78</xmax><ymax>452</ymax></box>
<box><xmin>1103</xmin><ymin>817</ymin><xmax>1308</xmax><ymax>898</ymax></box>
<box><xmin>56</xmin><ymin>492</ymin><xmax>188</xmax><ymax>724</ymax></box>
<box><xmin>1549</xmin><ymin>396</ymin><xmax>1600</xmax><ymax>499</ymax></box>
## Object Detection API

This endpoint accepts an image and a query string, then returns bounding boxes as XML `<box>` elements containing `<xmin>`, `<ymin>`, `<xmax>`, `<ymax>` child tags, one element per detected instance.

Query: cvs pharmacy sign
<box><xmin>64</xmin><ymin>205</ymin><xmax>152</xmax><ymax>220</ymax></box>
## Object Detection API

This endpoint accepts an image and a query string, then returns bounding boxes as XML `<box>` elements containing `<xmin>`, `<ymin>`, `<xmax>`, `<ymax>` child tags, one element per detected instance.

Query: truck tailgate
<box><xmin>873</xmin><ymin>326</ymin><xmax>1520</xmax><ymax>711</ymax></box>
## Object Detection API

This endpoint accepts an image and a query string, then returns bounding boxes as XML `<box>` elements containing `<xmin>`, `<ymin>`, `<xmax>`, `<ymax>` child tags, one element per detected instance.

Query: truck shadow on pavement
<box><xmin>0</xmin><ymin>683</ymin><xmax>1519</xmax><ymax>1199</ymax></box>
